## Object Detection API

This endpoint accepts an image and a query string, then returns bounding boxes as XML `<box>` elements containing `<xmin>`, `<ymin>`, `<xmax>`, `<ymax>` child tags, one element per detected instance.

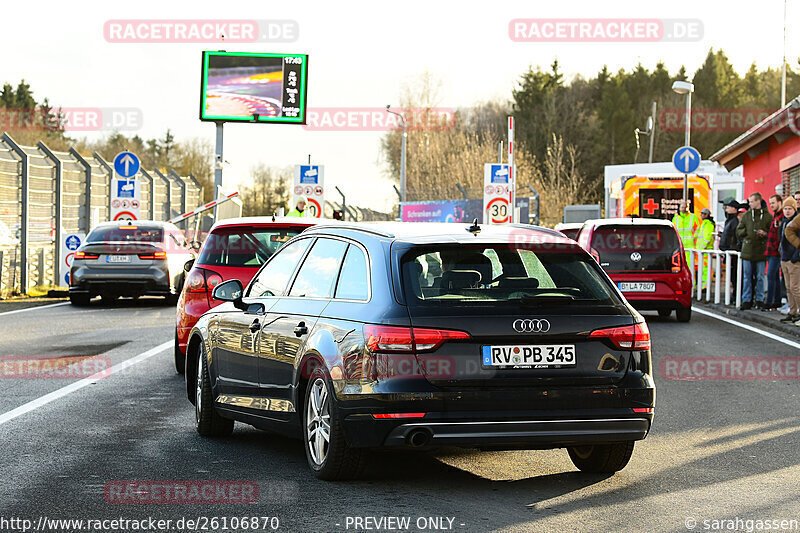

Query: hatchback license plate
<box><xmin>618</xmin><ymin>282</ymin><xmax>655</xmax><ymax>292</ymax></box>
<box><xmin>482</xmin><ymin>345</ymin><xmax>576</xmax><ymax>368</ymax></box>
<box><xmin>106</xmin><ymin>255</ymin><xmax>131</xmax><ymax>263</ymax></box>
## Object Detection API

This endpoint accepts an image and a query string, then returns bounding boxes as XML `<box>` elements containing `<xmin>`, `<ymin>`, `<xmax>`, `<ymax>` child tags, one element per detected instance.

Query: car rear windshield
<box><xmin>401</xmin><ymin>244</ymin><xmax>619</xmax><ymax>308</ymax></box>
<box><xmin>198</xmin><ymin>227</ymin><xmax>303</xmax><ymax>268</ymax></box>
<box><xmin>590</xmin><ymin>225</ymin><xmax>680</xmax><ymax>272</ymax></box>
<box><xmin>87</xmin><ymin>225</ymin><xmax>163</xmax><ymax>243</ymax></box>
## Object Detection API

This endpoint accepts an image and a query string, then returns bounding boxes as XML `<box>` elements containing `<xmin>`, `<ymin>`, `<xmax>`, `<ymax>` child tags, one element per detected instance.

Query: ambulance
<box><xmin>607</xmin><ymin>174</ymin><xmax>713</xmax><ymax>220</ymax></box>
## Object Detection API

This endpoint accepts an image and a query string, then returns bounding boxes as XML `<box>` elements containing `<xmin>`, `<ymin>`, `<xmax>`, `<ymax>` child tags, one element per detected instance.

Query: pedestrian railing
<box><xmin>685</xmin><ymin>248</ymin><xmax>743</xmax><ymax>308</ymax></box>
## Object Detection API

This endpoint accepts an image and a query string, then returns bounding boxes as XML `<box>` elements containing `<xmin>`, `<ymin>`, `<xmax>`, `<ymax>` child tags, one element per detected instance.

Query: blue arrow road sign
<box><xmin>672</xmin><ymin>146</ymin><xmax>701</xmax><ymax>174</ymax></box>
<box><xmin>113</xmin><ymin>151</ymin><xmax>140</xmax><ymax>178</ymax></box>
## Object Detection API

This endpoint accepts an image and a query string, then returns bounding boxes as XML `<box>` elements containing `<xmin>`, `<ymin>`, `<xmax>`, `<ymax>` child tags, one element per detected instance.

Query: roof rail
<box><xmin>304</xmin><ymin>223</ymin><xmax>395</xmax><ymax>238</ymax></box>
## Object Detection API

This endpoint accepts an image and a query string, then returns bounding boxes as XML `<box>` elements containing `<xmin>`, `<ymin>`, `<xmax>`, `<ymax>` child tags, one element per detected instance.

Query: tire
<box><xmin>195</xmin><ymin>343</ymin><xmax>234</xmax><ymax>437</ymax></box>
<box><xmin>174</xmin><ymin>333</ymin><xmax>185</xmax><ymax>375</ymax></box>
<box><xmin>676</xmin><ymin>306</ymin><xmax>692</xmax><ymax>322</ymax></box>
<box><xmin>69</xmin><ymin>294</ymin><xmax>90</xmax><ymax>306</ymax></box>
<box><xmin>165</xmin><ymin>293</ymin><xmax>179</xmax><ymax>306</ymax></box>
<box><xmin>657</xmin><ymin>309</ymin><xmax>671</xmax><ymax>318</ymax></box>
<box><xmin>303</xmin><ymin>365</ymin><xmax>365</xmax><ymax>480</ymax></box>
<box><xmin>567</xmin><ymin>441</ymin><xmax>635</xmax><ymax>473</ymax></box>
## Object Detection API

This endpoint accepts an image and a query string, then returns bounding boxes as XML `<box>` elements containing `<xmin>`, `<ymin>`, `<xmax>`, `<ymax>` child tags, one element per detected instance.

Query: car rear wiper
<box><xmin>516</xmin><ymin>294</ymin><xmax>576</xmax><ymax>305</ymax></box>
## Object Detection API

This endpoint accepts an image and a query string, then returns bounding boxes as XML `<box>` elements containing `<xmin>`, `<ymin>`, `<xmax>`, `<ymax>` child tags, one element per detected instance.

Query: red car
<box><xmin>174</xmin><ymin>217</ymin><xmax>317</xmax><ymax>373</ymax></box>
<box><xmin>576</xmin><ymin>218</ymin><xmax>693</xmax><ymax>322</ymax></box>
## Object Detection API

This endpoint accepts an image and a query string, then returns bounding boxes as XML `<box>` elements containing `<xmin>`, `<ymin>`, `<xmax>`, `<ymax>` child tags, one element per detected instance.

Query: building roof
<box><xmin>710</xmin><ymin>96</ymin><xmax>800</xmax><ymax>170</ymax></box>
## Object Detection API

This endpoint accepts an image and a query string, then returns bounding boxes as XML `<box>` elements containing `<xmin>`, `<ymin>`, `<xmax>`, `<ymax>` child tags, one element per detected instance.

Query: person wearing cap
<box><xmin>778</xmin><ymin>197</ymin><xmax>799</xmax><ymax>324</ymax></box>
<box><xmin>736</xmin><ymin>192</ymin><xmax>773</xmax><ymax>310</ymax></box>
<box><xmin>696</xmin><ymin>207</ymin><xmax>716</xmax><ymax>289</ymax></box>
<box><xmin>764</xmin><ymin>194</ymin><xmax>785</xmax><ymax>311</ymax></box>
<box><xmin>672</xmin><ymin>199</ymin><xmax>700</xmax><ymax>267</ymax></box>
<box><xmin>287</xmin><ymin>197</ymin><xmax>308</xmax><ymax>217</ymax></box>
<box><xmin>719</xmin><ymin>199</ymin><xmax>741</xmax><ymax>297</ymax></box>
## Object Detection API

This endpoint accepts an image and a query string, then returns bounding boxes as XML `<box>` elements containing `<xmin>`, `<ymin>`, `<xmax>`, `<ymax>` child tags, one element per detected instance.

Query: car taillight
<box><xmin>138</xmin><ymin>251</ymin><xmax>167</xmax><ymax>260</ymax></box>
<box><xmin>671</xmin><ymin>249</ymin><xmax>682</xmax><ymax>272</ymax></box>
<box><xmin>186</xmin><ymin>267</ymin><xmax>223</xmax><ymax>294</ymax></box>
<box><xmin>632</xmin><ymin>407</ymin><xmax>653</xmax><ymax>414</ymax></box>
<box><xmin>364</xmin><ymin>325</ymin><xmax>470</xmax><ymax>353</ymax></box>
<box><xmin>590</xmin><ymin>248</ymin><xmax>600</xmax><ymax>263</ymax></box>
<box><xmin>589</xmin><ymin>322</ymin><xmax>651</xmax><ymax>350</ymax></box>
<box><xmin>74</xmin><ymin>251</ymin><xmax>99</xmax><ymax>259</ymax></box>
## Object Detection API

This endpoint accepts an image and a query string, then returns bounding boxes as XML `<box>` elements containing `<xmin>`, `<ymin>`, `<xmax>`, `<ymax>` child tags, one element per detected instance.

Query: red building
<box><xmin>711</xmin><ymin>97</ymin><xmax>800</xmax><ymax>198</ymax></box>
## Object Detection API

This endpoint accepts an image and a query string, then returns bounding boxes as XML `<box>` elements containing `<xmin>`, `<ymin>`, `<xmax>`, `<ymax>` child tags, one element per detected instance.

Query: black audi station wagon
<box><xmin>185</xmin><ymin>222</ymin><xmax>655</xmax><ymax>480</ymax></box>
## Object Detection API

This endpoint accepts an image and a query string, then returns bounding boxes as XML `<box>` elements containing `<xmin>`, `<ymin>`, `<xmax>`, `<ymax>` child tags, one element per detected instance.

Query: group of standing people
<box><xmin>716</xmin><ymin>190</ymin><xmax>800</xmax><ymax>326</ymax></box>
<box><xmin>671</xmin><ymin>200</ymin><xmax>718</xmax><ymax>287</ymax></box>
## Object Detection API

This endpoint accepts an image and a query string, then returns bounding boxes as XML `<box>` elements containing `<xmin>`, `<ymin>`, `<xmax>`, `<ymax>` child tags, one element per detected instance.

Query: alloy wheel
<box><xmin>306</xmin><ymin>378</ymin><xmax>331</xmax><ymax>466</ymax></box>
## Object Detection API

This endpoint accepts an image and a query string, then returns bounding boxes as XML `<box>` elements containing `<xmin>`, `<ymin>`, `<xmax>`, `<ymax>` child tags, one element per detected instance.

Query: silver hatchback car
<box><xmin>69</xmin><ymin>220</ymin><xmax>194</xmax><ymax>305</ymax></box>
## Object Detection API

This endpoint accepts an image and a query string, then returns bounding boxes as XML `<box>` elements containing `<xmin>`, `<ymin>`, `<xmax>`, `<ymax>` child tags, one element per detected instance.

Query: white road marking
<box><xmin>0</xmin><ymin>340</ymin><xmax>172</xmax><ymax>427</ymax></box>
<box><xmin>694</xmin><ymin>307</ymin><xmax>800</xmax><ymax>350</ymax></box>
<box><xmin>0</xmin><ymin>302</ymin><xmax>69</xmax><ymax>317</ymax></box>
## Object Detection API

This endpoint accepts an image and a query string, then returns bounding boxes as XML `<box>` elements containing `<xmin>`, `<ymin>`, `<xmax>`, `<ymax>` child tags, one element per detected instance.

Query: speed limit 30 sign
<box><xmin>483</xmin><ymin>163</ymin><xmax>514</xmax><ymax>224</ymax></box>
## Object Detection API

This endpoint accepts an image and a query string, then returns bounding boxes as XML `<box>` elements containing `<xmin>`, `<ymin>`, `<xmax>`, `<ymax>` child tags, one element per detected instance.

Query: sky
<box><xmin>2</xmin><ymin>0</ymin><xmax>798</xmax><ymax>213</ymax></box>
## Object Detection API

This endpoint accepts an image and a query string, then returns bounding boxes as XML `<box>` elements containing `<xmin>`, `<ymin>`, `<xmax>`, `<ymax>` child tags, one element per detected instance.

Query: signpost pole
<box><xmin>508</xmin><ymin>117</ymin><xmax>514</xmax><ymax>223</ymax></box>
<box><xmin>683</xmin><ymin>92</ymin><xmax>691</xmax><ymax>203</ymax></box>
<box><xmin>214</xmin><ymin>122</ymin><xmax>224</xmax><ymax>218</ymax></box>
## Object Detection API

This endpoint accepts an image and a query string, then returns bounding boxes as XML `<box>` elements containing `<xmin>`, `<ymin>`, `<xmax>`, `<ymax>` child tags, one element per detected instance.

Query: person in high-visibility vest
<box><xmin>287</xmin><ymin>197</ymin><xmax>308</xmax><ymax>217</ymax></box>
<box><xmin>671</xmin><ymin>200</ymin><xmax>700</xmax><ymax>267</ymax></box>
<box><xmin>696</xmin><ymin>208</ymin><xmax>716</xmax><ymax>288</ymax></box>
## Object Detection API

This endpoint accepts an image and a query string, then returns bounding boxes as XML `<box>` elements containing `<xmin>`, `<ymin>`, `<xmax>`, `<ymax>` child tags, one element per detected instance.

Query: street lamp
<box><xmin>672</xmin><ymin>80</ymin><xmax>695</xmax><ymax>203</ymax></box>
<box><xmin>386</xmin><ymin>105</ymin><xmax>407</xmax><ymax>204</ymax></box>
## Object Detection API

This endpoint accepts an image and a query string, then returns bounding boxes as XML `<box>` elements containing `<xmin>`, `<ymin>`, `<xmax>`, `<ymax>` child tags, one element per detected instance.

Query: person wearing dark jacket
<box><xmin>764</xmin><ymin>194</ymin><xmax>785</xmax><ymax>310</ymax></box>
<box><xmin>779</xmin><ymin>197</ymin><xmax>799</xmax><ymax>324</ymax></box>
<box><xmin>719</xmin><ymin>199</ymin><xmax>741</xmax><ymax>297</ymax></box>
<box><xmin>736</xmin><ymin>192</ymin><xmax>773</xmax><ymax>309</ymax></box>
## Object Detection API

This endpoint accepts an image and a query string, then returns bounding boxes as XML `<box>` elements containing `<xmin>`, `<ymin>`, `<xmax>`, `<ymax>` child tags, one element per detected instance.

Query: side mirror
<box><xmin>184</xmin><ymin>258</ymin><xmax>195</xmax><ymax>273</ymax></box>
<box><xmin>212</xmin><ymin>279</ymin><xmax>245</xmax><ymax>309</ymax></box>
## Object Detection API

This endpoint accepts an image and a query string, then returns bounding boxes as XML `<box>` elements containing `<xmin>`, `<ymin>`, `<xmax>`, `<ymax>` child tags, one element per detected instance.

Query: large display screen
<box><xmin>199</xmin><ymin>51</ymin><xmax>308</xmax><ymax>124</ymax></box>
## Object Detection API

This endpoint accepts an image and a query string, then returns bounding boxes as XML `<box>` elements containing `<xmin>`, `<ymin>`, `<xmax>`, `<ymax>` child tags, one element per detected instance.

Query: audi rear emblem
<box><xmin>630</xmin><ymin>252</ymin><xmax>642</xmax><ymax>262</ymax></box>
<box><xmin>512</xmin><ymin>319</ymin><xmax>551</xmax><ymax>333</ymax></box>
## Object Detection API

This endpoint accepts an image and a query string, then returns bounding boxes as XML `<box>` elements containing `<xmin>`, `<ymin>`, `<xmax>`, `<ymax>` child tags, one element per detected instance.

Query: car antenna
<box><xmin>467</xmin><ymin>218</ymin><xmax>481</xmax><ymax>235</ymax></box>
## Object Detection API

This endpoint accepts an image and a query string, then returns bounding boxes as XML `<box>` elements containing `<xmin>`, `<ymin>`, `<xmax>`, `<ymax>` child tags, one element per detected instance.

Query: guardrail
<box><xmin>0</xmin><ymin>132</ymin><xmax>203</xmax><ymax>296</ymax></box>
<box><xmin>685</xmin><ymin>248</ymin><xmax>743</xmax><ymax>308</ymax></box>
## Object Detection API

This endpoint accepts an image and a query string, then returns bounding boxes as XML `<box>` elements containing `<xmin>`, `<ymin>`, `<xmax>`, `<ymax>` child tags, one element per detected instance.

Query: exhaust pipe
<box><xmin>405</xmin><ymin>428</ymin><xmax>432</xmax><ymax>447</ymax></box>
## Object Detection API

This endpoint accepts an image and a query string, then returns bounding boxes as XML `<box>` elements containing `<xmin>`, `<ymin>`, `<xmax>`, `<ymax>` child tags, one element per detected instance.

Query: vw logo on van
<box><xmin>630</xmin><ymin>252</ymin><xmax>642</xmax><ymax>262</ymax></box>
<box><xmin>512</xmin><ymin>319</ymin><xmax>551</xmax><ymax>333</ymax></box>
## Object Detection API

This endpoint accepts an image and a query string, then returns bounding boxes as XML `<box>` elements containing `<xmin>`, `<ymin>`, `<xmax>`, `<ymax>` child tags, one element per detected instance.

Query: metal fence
<box><xmin>0</xmin><ymin>133</ymin><xmax>202</xmax><ymax>297</ymax></box>
<box><xmin>686</xmin><ymin>248</ymin><xmax>743</xmax><ymax>308</ymax></box>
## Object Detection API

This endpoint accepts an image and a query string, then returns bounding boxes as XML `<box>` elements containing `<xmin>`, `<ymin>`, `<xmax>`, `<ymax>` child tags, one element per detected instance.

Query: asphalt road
<box><xmin>1</xmin><ymin>299</ymin><xmax>799</xmax><ymax>533</ymax></box>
